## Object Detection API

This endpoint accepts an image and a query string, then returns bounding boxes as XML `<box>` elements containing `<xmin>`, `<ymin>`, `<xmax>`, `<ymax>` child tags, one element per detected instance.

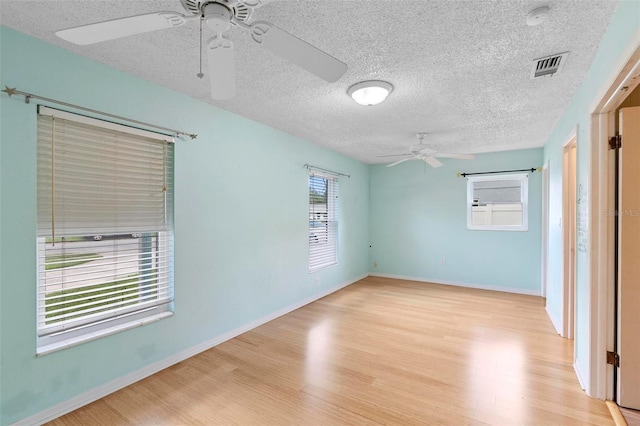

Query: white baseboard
<box><xmin>369</xmin><ymin>273</ymin><xmax>540</xmax><ymax>296</ymax></box>
<box><xmin>545</xmin><ymin>305</ymin><xmax>563</xmax><ymax>335</ymax></box>
<box><xmin>14</xmin><ymin>274</ymin><xmax>367</xmax><ymax>426</ymax></box>
<box><xmin>574</xmin><ymin>358</ymin><xmax>589</xmax><ymax>391</ymax></box>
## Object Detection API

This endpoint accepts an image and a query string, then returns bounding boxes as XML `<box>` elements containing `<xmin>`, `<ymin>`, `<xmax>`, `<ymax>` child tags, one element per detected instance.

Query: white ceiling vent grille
<box><xmin>530</xmin><ymin>52</ymin><xmax>569</xmax><ymax>79</ymax></box>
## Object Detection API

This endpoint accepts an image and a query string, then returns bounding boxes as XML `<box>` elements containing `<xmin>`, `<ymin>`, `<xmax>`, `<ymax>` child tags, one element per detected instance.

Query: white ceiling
<box><xmin>0</xmin><ymin>0</ymin><xmax>618</xmax><ymax>163</ymax></box>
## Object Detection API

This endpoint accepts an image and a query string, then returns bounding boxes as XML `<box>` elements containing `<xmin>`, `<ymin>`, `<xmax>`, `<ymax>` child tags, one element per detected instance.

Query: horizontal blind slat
<box><xmin>44</xmin><ymin>279</ymin><xmax>171</xmax><ymax>306</ymax></box>
<box><xmin>43</xmin><ymin>286</ymin><xmax>171</xmax><ymax>317</ymax></box>
<box><xmin>42</xmin><ymin>287</ymin><xmax>172</xmax><ymax>318</ymax></box>
<box><xmin>40</xmin><ymin>265</ymin><xmax>173</xmax><ymax>288</ymax></box>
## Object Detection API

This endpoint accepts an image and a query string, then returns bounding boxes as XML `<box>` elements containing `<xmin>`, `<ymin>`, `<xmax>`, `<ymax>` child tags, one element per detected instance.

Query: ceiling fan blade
<box><xmin>377</xmin><ymin>153</ymin><xmax>412</xmax><ymax>158</ymax></box>
<box><xmin>55</xmin><ymin>12</ymin><xmax>188</xmax><ymax>45</ymax></box>
<box><xmin>249</xmin><ymin>21</ymin><xmax>347</xmax><ymax>82</ymax></box>
<box><xmin>424</xmin><ymin>157</ymin><xmax>443</xmax><ymax>168</ymax></box>
<box><xmin>433</xmin><ymin>153</ymin><xmax>475</xmax><ymax>160</ymax></box>
<box><xmin>386</xmin><ymin>157</ymin><xmax>415</xmax><ymax>168</ymax></box>
<box><xmin>207</xmin><ymin>36</ymin><xmax>237</xmax><ymax>100</ymax></box>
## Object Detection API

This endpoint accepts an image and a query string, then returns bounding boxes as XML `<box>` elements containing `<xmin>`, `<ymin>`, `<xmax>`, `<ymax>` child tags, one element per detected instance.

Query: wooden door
<box><xmin>617</xmin><ymin>106</ymin><xmax>640</xmax><ymax>409</ymax></box>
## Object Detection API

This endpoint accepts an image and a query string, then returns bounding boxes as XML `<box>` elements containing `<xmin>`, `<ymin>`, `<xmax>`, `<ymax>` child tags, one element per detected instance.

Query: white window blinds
<box><xmin>36</xmin><ymin>107</ymin><xmax>174</xmax><ymax>346</ymax></box>
<box><xmin>308</xmin><ymin>171</ymin><xmax>338</xmax><ymax>271</ymax></box>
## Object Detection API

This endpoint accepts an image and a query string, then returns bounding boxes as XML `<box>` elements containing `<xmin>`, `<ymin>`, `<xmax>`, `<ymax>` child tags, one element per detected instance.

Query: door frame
<box><xmin>588</xmin><ymin>31</ymin><xmax>640</xmax><ymax>399</ymax></box>
<box><xmin>562</xmin><ymin>136</ymin><xmax>577</xmax><ymax>340</ymax></box>
<box><xmin>541</xmin><ymin>160</ymin><xmax>550</xmax><ymax>298</ymax></box>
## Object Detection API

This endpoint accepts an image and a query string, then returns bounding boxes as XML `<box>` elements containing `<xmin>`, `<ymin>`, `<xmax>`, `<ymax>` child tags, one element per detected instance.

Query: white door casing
<box><xmin>563</xmin><ymin>139</ymin><xmax>577</xmax><ymax>340</ymax></box>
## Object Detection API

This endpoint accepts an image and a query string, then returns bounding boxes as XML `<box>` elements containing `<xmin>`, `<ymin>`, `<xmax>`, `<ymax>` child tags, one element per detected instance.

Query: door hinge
<box><xmin>609</xmin><ymin>135</ymin><xmax>622</xmax><ymax>150</ymax></box>
<box><xmin>607</xmin><ymin>351</ymin><xmax>620</xmax><ymax>367</ymax></box>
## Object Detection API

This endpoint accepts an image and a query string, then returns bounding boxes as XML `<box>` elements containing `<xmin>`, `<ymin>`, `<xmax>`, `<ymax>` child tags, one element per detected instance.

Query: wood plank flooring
<box><xmin>621</xmin><ymin>406</ymin><xmax>640</xmax><ymax>425</ymax></box>
<box><xmin>48</xmin><ymin>276</ymin><xmax>613</xmax><ymax>425</ymax></box>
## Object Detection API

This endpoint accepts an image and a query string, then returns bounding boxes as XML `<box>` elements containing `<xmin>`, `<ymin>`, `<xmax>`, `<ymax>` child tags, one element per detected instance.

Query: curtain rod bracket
<box><xmin>2</xmin><ymin>85</ymin><xmax>197</xmax><ymax>140</ymax></box>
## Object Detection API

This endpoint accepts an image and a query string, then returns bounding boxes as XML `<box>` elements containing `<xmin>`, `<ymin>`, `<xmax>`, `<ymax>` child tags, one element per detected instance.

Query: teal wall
<box><xmin>369</xmin><ymin>148</ymin><xmax>543</xmax><ymax>293</ymax></box>
<box><xmin>542</xmin><ymin>0</ymin><xmax>639</xmax><ymax>386</ymax></box>
<box><xmin>0</xmin><ymin>25</ymin><xmax>3</xmax><ymax>426</ymax></box>
<box><xmin>0</xmin><ymin>27</ymin><xmax>370</xmax><ymax>425</ymax></box>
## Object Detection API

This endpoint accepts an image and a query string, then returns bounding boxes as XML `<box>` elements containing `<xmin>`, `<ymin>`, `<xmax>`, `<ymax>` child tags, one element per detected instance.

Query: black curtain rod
<box><xmin>457</xmin><ymin>167</ymin><xmax>541</xmax><ymax>178</ymax></box>
<box><xmin>304</xmin><ymin>164</ymin><xmax>350</xmax><ymax>178</ymax></box>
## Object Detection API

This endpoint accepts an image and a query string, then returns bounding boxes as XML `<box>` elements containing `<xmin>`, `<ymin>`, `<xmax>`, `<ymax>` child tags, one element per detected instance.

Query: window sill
<box><xmin>467</xmin><ymin>226</ymin><xmax>529</xmax><ymax>232</ymax></box>
<box><xmin>36</xmin><ymin>312</ymin><xmax>173</xmax><ymax>356</ymax></box>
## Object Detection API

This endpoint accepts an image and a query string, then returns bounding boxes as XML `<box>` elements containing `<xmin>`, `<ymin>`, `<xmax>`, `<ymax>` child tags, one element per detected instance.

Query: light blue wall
<box><xmin>3</xmin><ymin>0</ymin><xmax>637</xmax><ymax>420</ymax></box>
<box><xmin>0</xmin><ymin>26</ymin><xmax>3</xmax><ymax>426</ymax></box>
<box><xmin>369</xmin><ymin>148</ymin><xmax>543</xmax><ymax>293</ymax></box>
<box><xmin>0</xmin><ymin>27</ymin><xmax>370</xmax><ymax>425</ymax></box>
<box><xmin>543</xmin><ymin>0</ymin><xmax>639</xmax><ymax>383</ymax></box>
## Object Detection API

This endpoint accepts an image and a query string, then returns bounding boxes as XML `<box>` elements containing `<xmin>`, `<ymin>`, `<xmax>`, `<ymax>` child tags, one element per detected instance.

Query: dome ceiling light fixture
<box><xmin>347</xmin><ymin>80</ymin><xmax>393</xmax><ymax>106</ymax></box>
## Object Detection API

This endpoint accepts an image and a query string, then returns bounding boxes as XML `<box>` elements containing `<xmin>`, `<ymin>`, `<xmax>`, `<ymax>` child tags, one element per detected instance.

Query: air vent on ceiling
<box><xmin>530</xmin><ymin>52</ymin><xmax>569</xmax><ymax>79</ymax></box>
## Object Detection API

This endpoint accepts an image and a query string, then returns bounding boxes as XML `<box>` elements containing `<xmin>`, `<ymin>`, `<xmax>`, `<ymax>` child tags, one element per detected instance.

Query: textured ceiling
<box><xmin>0</xmin><ymin>0</ymin><xmax>618</xmax><ymax>163</ymax></box>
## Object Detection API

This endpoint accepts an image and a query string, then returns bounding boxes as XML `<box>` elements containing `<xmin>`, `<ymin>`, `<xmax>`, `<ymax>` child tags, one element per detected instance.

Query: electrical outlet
<box><xmin>440</xmin><ymin>258</ymin><xmax>445</xmax><ymax>265</ymax></box>
<box><xmin>315</xmin><ymin>277</ymin><xmax>320</xmax><ymax>286</ymax></box>
<box><xmin>373</xmin><ymin>261</ymin><xmax>378</xmax><ymax>268</ymax></box>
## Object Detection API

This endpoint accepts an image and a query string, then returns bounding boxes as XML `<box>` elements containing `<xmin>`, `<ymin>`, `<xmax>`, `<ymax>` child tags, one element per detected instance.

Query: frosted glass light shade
<box><xmin>347</xmin><ymin>80</ymin><xmax>393</xmax><ymax>106</ymax></box>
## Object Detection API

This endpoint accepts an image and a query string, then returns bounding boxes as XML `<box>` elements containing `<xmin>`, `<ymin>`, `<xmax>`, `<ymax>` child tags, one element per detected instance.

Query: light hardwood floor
<box><xmin>621</xmin><ymin>406</ymin><xmax>640</xmax><ymax>425</ymax></box>
<box><xmin>48</xmin><ymin>276</ymin><xmax>613</xmax><ymax>425</ymax></box>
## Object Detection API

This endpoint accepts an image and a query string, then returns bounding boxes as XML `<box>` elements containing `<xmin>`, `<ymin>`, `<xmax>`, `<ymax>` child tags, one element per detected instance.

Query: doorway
<box><xmin>562</xmin><ymin>137</ymin><xmax>577</xmax><ymax>340</ymax></box>
<box><xmin>589</xmin><ymin>41</ymin><xmax>640</xmax><ymax>405</ymax></box>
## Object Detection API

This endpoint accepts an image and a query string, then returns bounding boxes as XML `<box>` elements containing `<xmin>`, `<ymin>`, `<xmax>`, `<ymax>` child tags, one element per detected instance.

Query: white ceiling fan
<box><xmin>54</xmin><ymin>0</ymin><xmax>348</xmax><ymax>100</ymax></box>
<box><xmin>380</xmin><ymin>133</ymin><xmax>475</xmax><ymax>168</ymax></box>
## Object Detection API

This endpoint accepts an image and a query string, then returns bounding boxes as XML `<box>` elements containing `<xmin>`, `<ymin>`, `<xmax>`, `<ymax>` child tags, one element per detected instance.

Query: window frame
<box><xmin>35</xmin><ymin>107</ymin><xmax>174</xmax><ymax>355</ymax></box>
<box><xmin>466</xmin><ymin>173</ymin><xmax>529</xmax><ymax>232</ymax></box>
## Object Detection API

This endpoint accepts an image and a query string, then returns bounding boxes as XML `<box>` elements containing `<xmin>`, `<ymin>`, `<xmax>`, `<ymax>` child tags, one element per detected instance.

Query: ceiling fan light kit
<box><xmin>203</xmin><ymin>2</ymin><xmax>232</xmax><ymax>32</ymax></box>
<box><xmin>347</xmin><ymin>80</ymin><xmax>393</xmax><ymax>106</ymax></box>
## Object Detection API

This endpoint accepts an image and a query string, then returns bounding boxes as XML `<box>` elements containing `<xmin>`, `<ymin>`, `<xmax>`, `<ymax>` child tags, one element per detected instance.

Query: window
<box><xmin>467</xmin><ymin>173</ymin><xmax>528</xmax><ymax>231</ymax></box>
<box><xmin>308</xmin><ymin>171</ymin><xmax>338</xmax><ymax>271</ymax></box>
<box><xmin>36</xmin><ymin>107</ymin><xmax>174</xmax><ymax>354</ymax></box>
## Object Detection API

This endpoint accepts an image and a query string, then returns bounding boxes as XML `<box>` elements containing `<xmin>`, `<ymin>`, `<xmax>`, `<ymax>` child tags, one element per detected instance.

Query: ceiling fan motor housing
<box><xmin>180</xmin><ymin>0</ymin><xmax>252</xmax><ymax>22</ymax></box>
